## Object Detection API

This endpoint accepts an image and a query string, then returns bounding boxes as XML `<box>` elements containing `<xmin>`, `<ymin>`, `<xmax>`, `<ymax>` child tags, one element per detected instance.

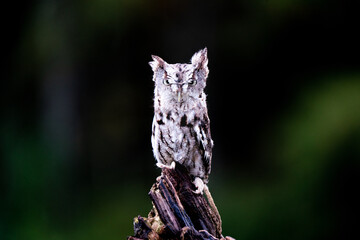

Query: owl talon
<box><xmin>156</xmin><ymin>161</ymin><xmax>176</xmax><ymax>170</ymax></box>
<box><xmin>170</xmin><ymin>161</ymin><xmax>176</xmax><ymax>169</ymax></box>
<box><xmin>192</xmin><ymin>177</ymin><xmax>205</xmax><ymax>195</ymax></box>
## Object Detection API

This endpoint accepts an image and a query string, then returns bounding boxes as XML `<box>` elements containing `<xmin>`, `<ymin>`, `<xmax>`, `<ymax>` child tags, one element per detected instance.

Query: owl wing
<box><xmin>194</xmin><ymin>114</ymin><xmax>213</xmax><ymax>178</ymax></box>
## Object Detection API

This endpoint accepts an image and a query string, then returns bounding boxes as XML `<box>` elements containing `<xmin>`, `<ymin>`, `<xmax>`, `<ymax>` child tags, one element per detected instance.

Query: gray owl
<box><xmin>149</xmin><ymin>48</ymin><xmax>213</xmax><ymax>194</ymax></box>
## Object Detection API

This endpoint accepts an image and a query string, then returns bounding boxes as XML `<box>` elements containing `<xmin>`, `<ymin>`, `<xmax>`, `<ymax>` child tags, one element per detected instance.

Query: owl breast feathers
<box><xmin>149</xmin><ymin>48</ymin><xmax>213</xmax><ymax>185</ymax></box>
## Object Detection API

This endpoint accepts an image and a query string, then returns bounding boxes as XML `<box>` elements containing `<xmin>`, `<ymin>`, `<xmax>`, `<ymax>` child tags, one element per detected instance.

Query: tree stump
<box><xmin>127</xmin><ymin>163</ymin><xmax>234</xmax><ymax>240</ymax></box>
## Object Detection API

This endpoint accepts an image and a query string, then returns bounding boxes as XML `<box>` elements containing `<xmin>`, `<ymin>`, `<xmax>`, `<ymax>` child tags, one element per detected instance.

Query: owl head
<box><xmin>149</xmin><ymin>48</ymin><xmax>209</xmax><ymax>103</ymax></box>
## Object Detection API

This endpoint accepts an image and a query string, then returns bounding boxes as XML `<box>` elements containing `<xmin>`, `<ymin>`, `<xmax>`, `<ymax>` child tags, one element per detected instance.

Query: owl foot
<box><xmin>192</xmin><ymin>177</ymin><xmax>205</xmax><ymax>195</ymax></box>
<box><xmin>156</xmin><ymin>161</ymin><xmax>176</xmax><ymax>170</ymax></box>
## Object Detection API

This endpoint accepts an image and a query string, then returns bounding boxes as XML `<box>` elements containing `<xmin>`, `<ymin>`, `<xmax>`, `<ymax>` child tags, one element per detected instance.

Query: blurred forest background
<box><xmin>1</xmin><ymin>0</ymin><xmax>359</xmax><ymax>239</ymax></box>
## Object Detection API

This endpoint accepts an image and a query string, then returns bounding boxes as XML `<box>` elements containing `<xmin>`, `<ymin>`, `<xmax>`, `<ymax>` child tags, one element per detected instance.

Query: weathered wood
<box><xmin>128</xmin><ymin>163</ymin><xmax>234</xmax><ymax>240</ymax></box>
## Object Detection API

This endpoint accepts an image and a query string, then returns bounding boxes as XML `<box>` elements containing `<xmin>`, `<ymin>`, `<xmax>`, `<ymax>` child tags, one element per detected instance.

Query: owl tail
<box><xmin>204</xmin><ymin>185</ymin><xmax>223</xmax><ymax>235</ymax></box>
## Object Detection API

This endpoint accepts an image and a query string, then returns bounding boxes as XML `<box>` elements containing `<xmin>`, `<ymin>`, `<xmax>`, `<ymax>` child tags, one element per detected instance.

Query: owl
<box><xmin>149</xmin><ymin>48</ymin><xmax>213</xmax><ymax>194</ymax></box>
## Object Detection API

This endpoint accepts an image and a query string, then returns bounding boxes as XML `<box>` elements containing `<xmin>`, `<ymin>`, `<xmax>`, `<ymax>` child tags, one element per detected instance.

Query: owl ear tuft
<box><xmin>149</xmin><ymin>55</ymin><xmax>166</xmax><ymax>72</ymax></box>
<box><xmin>191</xmin><ymin>48</ymin><xmax>208</xmax><ymax>72</ymax></box>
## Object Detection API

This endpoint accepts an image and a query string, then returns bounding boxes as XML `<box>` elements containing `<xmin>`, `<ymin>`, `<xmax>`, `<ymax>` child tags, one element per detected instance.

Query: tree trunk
<box><xmin>127</xmin><ymin>163</ymin><xmax>234</xmax><ymax>240</ymax></box>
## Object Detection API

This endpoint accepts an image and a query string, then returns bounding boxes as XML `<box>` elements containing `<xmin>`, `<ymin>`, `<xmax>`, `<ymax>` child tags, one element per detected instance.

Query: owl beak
<box><xmin>177</xmin><ymin>91</ymin><xmax>182</xmax><ymax>102</ymax></box>
<box><xmin>176</xmin><ymin>84</ymin><xmax>183</xmax><ymax>102</ymax></box>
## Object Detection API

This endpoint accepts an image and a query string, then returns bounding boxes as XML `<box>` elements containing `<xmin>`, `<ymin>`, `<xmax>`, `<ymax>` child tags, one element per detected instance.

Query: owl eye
<box><xmin>163</xmin><ymin>79</ymin><xmax>170</xmax><ymax>85</ymax></box>
<box><xmin>188</xmin><ymin>79</ymin><xmax>197</xmax><ymax>86</ymax></box>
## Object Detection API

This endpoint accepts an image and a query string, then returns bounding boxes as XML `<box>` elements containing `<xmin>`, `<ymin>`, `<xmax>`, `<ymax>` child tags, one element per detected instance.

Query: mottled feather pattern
<box><xmin>150</xmin><ymin>48</ymin><xmax>213</xmax><ymax>187</ymax></box>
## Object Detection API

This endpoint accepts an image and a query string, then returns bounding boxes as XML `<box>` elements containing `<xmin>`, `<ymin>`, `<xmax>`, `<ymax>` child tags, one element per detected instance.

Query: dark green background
<box><xmin>2</xmin><ymin>0</ymin><xmax>359</xmax><ymax>239</ymax></box>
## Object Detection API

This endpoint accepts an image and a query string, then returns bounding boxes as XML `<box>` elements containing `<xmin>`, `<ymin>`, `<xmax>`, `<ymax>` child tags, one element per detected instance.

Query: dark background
<box><xmin>1</xmin><ymin>0</ymin><xmax>360</xmax><ymax>239</ymax></box>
